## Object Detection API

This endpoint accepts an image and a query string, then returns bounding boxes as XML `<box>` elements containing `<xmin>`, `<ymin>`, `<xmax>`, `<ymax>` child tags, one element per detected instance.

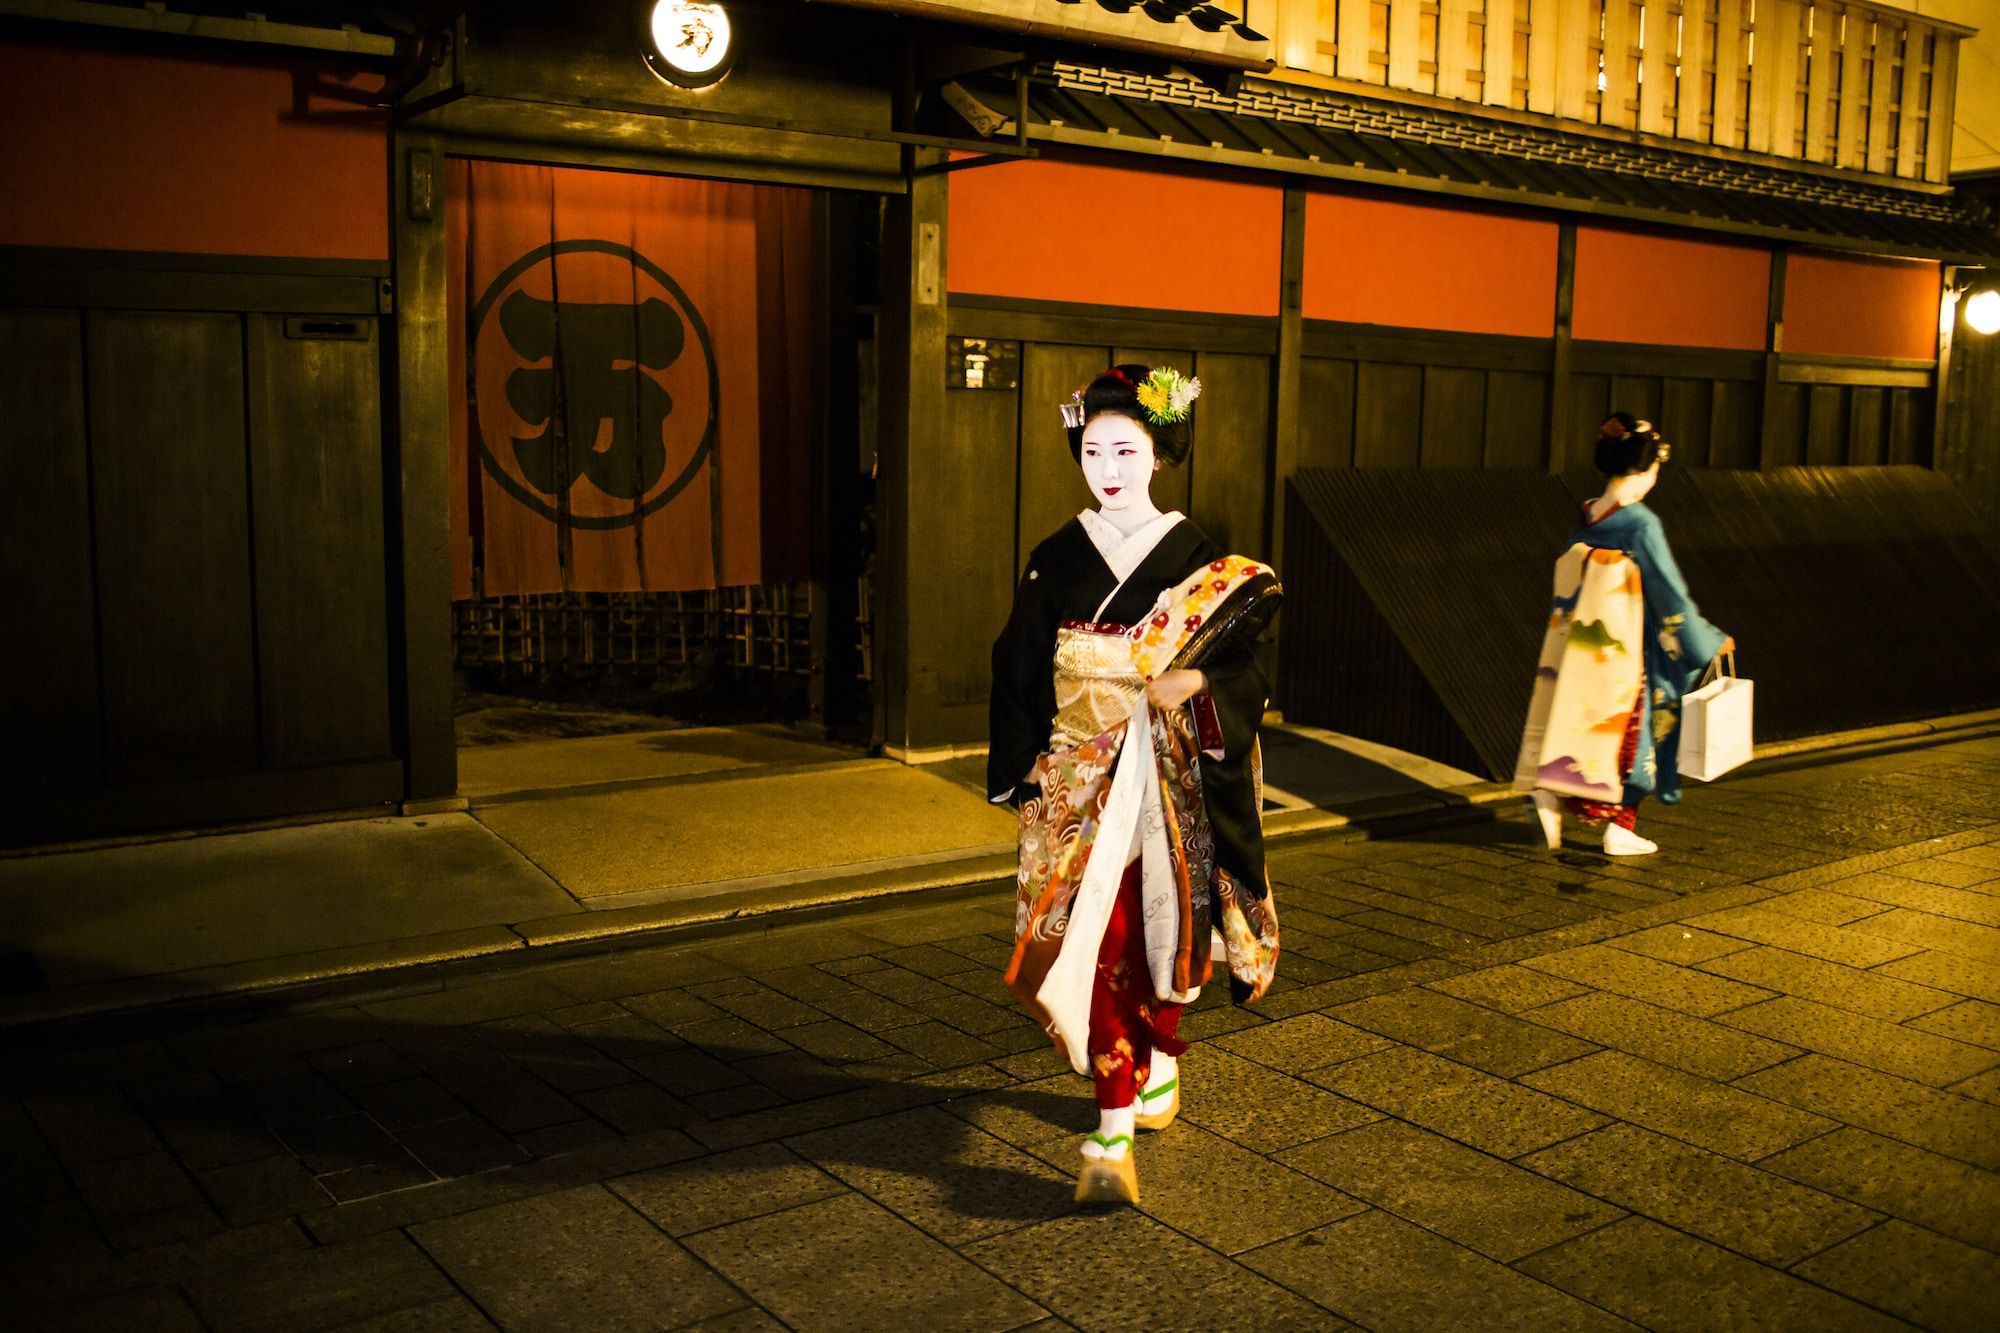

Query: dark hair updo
<box><xmin>1064</xmin><ymin>363</ymin><xmax>1194</xmax><ymax>466</ymax></box>
<box><xmin>1592</xmin><ymin>410</ymin><xmax>1668</xmax><ymax>476</ymax></box>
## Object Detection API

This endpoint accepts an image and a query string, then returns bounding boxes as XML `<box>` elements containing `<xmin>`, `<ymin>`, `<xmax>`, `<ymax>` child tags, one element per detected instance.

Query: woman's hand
<box><xmin>1146</xmin><ymin>668</ymin><xmax>1207</xmax><ymax>711</ymax></box>
<box><xmin>1719</xmin><ymin>636</ymin><xmax>1736</xmax><ymax>656</ymax></box>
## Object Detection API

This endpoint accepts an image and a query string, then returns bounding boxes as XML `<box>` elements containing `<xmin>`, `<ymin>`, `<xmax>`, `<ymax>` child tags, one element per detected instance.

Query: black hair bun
<box><xmin>1593</xmin><ymin>410</ymin><xmax>1664</xmax><ymax>476</ymax></box>
<box><xmin>1064</xmin><ymin>363</ymin><xmax>1194</xmax><ymax>466</ymax></box>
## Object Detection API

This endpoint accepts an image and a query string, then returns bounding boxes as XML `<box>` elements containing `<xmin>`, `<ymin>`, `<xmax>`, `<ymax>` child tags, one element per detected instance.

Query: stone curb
<box><xmin>4</xmin><ymin>711</ymin><xmax>1994</xmax><ymax>1038</ymax></box>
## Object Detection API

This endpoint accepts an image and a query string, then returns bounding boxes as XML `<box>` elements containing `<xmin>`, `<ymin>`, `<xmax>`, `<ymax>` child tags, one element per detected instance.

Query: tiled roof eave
<box><xmin>1022</xmin><ymin>120</ymin><xmax>2000</xmax><ymax>265</ymax></box>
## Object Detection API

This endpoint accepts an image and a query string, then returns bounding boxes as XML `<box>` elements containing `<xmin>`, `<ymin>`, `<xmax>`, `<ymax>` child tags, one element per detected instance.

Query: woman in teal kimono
<box><xmin>1515</xmin><ymin>412</ymin><xmax>1735</xmax><ymax>856</ymax></box>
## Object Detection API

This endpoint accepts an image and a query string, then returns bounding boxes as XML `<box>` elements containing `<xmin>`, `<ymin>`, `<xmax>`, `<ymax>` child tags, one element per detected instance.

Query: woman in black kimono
<box><xmin>989</xmin><ymin>364</ymin><xmax>1280</xmax><ymax>1207</ymax></box>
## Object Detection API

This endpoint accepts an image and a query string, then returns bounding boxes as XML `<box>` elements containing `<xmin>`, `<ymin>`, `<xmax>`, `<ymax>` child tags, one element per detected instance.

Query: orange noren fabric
<box><xmin>1784</xmin><ymin>251</ymin><xmax>1941</xmax><ymax>361</ymax></box>
<box><xmin>1302</xmin><ymin>191</ymin><xmax>1559</xmax><ymax>337</ymax></box>
<box><xmin>1572</xmin><ymin>228</ymin><xmax>1770</xmax><ymax>350</ymax></box>
<box><xmin>447</xmin><ymin>161</ymin><xmax>813</xmax><ymax>598</ymax></box>
<box><xmin>0</xmin><ymin>38</ymin><xmax>389</xmax><ymax>260</ymax></box>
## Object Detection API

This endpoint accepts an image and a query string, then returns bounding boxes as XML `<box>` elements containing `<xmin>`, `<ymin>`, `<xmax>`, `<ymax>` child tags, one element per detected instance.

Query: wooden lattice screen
<box><xmin>1250</xmin><ymin>0</ymin><xmax>1964</xmax><ymax>183</ymax></box>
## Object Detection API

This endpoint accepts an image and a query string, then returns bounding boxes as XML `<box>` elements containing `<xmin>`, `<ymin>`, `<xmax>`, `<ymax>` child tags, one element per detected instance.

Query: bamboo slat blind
<box><xmin>1242</xmin><ymin>0</ymin><xmax>1967</xmax><ymax>182</ymax></box>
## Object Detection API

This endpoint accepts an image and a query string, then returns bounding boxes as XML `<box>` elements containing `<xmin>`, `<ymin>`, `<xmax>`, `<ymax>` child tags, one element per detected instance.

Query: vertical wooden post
<box><xmin>1865</xmin><ymin>15</ymin><xmax>1897</xmax><ymax>175</ymax></box>
<box><xmin>1923</xmin><ymin>29</ymin><xmax>1958</xmax><ymax>183</ymax></box>
<box><xmin>1528</xmin><ymin>0</ymin><xmax>1561</xmax><ymax>115</ymax></box>
<box><xmin>1835</xmin><ymin>2</ymin><xmax>1869</xmax><ymax>169</ymax></box>
<box><xmin>389</xmin><ymin>127</ymin><xmax>459</xmax><ymax>804</ymax></box>
<box><xmin>1484</xmin><ymin>0</ymin><xmax>1518</xmax><ymax>107</ymax></box>
<box><xmin>808</xmin><ymin>192</ymin><xmax>862</xmax><ymax>734</ymax></box>
<box><xmin>1553</xmin><ymin>0</ymin><xmax>1595</xmax><ymax>121</ymax></box>
<box><xmin>1691</xmin><ymin>0</ymin><xmax>1722</xmax><ymax>145</ymax></box>
<box><xmin>1712</xmin><ymin>0</ymin><xmax>1745</xmax><ymax>147</ymax></box>
<box><xmin>1337</xmin><ymin>0</ymin><xmax>1375</xmax><ymax>81</ymax></box>
<box><xmin>1600</xmin><ymin>0</ymin><xmax>1635</xmax><ymax>129</ymax></box>
<box><xmin>1549</xmin><ymin>221</ymin><xmax>1577</xmax><ymax>473</ymax></box>
<box><xmin>1271</xmin><ymin>187</ymin><xmax>1307</xmax><ymax>568</ymax></box>
<box><xmin>1804</xmin><ymin>1</ymin><xmax>1836</xmax><ymax>162</ymax></box>
<box><xmin>1894</xmin><ymin>24</ymin><xmax>1926</xmax><ymax>179</ymax></box>
<box><xmin>1439</xmin><ymin>0</ymin><xmax>1474</xmax><ymax>102</ymax></box>
<box><xmin>1388</xmin><ymin>0</ymin><xmax>1423</xmax><ymax>90</ymax></box>
<box><xmin>1759</xmin><ymin>248</ymin><xmax>1790</xmax><ymax>470</ymax></box>
<box><xmin>1932</xmin><ymin>265</ymin><xmax>1958</xmax><ymax>474</ymax></box>
<box><xmin>875</xmin><ymin>155</ymin><xmax>950</xmax><ymax>756</ymax></box>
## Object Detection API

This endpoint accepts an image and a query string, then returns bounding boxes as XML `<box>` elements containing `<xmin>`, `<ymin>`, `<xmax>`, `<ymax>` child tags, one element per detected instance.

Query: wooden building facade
<box><xmin>0</xmin><ymin>0</ymin><xmax>1994</xmax><ymax>843</ymax></box>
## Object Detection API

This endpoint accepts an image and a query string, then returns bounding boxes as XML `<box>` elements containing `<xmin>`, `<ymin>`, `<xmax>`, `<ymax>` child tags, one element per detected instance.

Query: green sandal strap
<box><xmin>1138</xmin><ymin>1077</ymin><xmax>1177</xmax><ymax>1104</ymax></box>
<box><xmin>1087</xmin><ymin>1132</ymin><xmax>1133</xmax><ymax>1152</ymax></box>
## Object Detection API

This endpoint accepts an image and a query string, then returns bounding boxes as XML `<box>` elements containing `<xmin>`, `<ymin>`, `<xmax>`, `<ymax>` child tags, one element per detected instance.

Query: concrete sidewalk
<box><xmin>2</xmin><ymin>730</ymin><xmax>1997</xmax><ymax>1331</ymax></box>
<box><xmin>3</xmin><ymin>713</ymin><xmax>1994</xmax><ymax>1031</ymax></box>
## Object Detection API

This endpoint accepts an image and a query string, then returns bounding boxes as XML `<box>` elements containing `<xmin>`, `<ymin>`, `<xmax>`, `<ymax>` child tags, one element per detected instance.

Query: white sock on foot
<box><xmin>1140</xmin><ymin>1053</ymin><xmax>1178</xmax><ymax>1105</ymax></box>
<box><xmin>1603</xmin><ymin>824</ymin><xmax>1658</xmax><ymax>856</ymax></box>
<box><xmin>1083</xmin><ymin>1105</ymin><xmax>1136</xmax><ymax>1160</ymax></box>
<box><xmin>1530</xmin><ymin>791</ymin><xmax>1563</xmax><ymax>850</ymax></box>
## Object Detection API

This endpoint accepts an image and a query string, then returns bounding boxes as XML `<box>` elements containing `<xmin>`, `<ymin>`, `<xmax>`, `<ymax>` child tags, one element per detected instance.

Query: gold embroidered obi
<box><xmin>1050</xmin><ymin>621</ymin><xmax>1142</xmax><ymax>751</ymax></box>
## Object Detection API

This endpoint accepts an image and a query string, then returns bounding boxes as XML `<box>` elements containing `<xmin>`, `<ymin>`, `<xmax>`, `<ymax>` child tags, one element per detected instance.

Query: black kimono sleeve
<box><xmin>987</xmin><ymin>557</ymin><xmax>1060</xmax><ymax>805</ymax></box>
<box><xmin>1178</xmin><ymin>536</ymin><xmax>1274</xmax><ymax>898</ymax></box>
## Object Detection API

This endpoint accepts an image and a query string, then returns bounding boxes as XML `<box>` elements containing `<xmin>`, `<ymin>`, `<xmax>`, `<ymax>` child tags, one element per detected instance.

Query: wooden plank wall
<box><xmin>0</xmin><ymin>260</ymin><xmax>401</xmax><ymax>843</ymax></box>
<box><xmin>1257</xmin><ymin>0</ymin><xmax>1967</xmax><ymax>184</ymax></box>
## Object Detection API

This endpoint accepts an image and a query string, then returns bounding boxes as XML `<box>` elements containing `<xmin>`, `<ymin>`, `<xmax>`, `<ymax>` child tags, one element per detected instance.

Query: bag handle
<box><xmin>1699</xmin><ymin>649</ymin><xmax>1736</xmax><ymax>686</ymax></box>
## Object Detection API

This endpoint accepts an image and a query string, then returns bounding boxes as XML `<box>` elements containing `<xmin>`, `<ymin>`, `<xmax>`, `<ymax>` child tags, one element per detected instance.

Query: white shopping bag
<box><xmin>1680</xmin><ymin>653</ymin><xmax>1753</xmax><ymax>781</ymax></box>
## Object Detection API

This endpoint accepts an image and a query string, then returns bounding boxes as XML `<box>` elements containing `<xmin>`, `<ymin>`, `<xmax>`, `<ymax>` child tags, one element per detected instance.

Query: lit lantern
<box><xmin>1966</xmin><ymin>288</ymin><xmax>2000</xmax><ymax>337</ymax></box>
<box><xmin>643</xmin><ymin>2</ymin><xmax>735</xmax><ymax>88</ymax></box>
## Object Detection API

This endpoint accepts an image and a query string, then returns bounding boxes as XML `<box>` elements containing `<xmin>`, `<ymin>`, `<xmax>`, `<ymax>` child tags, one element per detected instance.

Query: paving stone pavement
<box><xmin>5</xmin><ymin>733</ymin><xmax>2000</xmax><ymax>1332</ymax></box>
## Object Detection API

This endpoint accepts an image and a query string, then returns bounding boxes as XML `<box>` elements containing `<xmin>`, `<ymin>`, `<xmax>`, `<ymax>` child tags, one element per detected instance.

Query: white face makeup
<box><xmin>1079</xmin><ymin>414</ymin><xmax>1158</xmax><ymax>514</ymax></box>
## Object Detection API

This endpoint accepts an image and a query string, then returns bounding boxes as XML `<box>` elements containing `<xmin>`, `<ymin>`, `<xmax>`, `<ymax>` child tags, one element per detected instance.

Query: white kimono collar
<box><xmin>1077</xmin><ymin>508</ymin><xmax>1185</xmax><ymax>586</ymax></box>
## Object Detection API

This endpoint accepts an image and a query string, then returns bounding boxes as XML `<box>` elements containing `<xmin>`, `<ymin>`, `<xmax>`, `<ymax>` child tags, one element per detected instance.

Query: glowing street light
<box><xmin>643</xmin><ymin>2</ymin><xmax>735</xmax><ymax>88</ymax></box>
<box><xmin>1966</xmin><ymin>288</ymin><xmax>2000</xmax><ymax>337</ymax></box>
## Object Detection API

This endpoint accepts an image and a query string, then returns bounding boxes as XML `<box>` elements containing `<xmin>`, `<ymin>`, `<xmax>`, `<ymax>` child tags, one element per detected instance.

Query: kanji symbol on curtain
<box><xmin>447</xmin><ymin>159</ymin><xmax>813</xmax><ymax>596</ymax></box>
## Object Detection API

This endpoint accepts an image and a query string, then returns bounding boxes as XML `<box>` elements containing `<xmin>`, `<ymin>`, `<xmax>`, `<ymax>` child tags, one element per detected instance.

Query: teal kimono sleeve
<box><xmin>1634</xmin><ymin>514</ymin><xmax>1728</xmax><ymax>690</ymax></box>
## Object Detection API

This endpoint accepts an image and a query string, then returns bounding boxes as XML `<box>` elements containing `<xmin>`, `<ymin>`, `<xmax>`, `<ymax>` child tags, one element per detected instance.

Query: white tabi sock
<box><xmin>1140</xmin><ymin>1053</ymin><xmax>1178</xmax><ymax>1106</ymax></box>
<box><xmin>1082</xmin><ymin>1104</ymin><xmax>1136</xmax><ymax>1160</ymax></box>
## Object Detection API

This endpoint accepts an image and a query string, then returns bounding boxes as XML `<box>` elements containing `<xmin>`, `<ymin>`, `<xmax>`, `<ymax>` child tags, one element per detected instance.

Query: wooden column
<box><xmin>1758</xmin><ymin>247</ymin><xmax>1790</xmax><ymax>470</ymax></box>
<box><xmin>1932</xmin><ymin>266</ymin><xmax>1958</xmax><ymax>478</ymax></box>
<box><xmin>875</xmin><ymin>155</ymin><xmax>952</xmax><ymax>756</ymax></box>
<box><xmin>808</xmin><ymin>192</ymin><xmax>863</xmax><ymax>734</ymax></box>
<box><xmin>389</xmin><ymin>128</ymin><xmax>459</xmax><ymax>804</ymax></box>
<box><xmin>1548</xmin><ymin>221</ymin><xmax>1576</xmax><ymax>472</ymax></box>
<box><xmin>1270</xmin><ymin>187</ymin><xmax>1307</xmax><ymax>567</ymax></box>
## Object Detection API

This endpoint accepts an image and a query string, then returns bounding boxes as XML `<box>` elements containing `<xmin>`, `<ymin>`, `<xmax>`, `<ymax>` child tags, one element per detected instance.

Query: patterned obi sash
<box><xmin>1050</xmin><ymin>621</ymin><xmax>1140</xmax><ymax>752</ymax></box>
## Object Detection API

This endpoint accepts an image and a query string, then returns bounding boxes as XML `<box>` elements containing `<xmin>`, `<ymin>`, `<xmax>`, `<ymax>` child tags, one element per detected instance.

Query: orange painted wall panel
<box><xmin>1302</xmin><ymin>191</ymin><xmax>1558</xmax><ymax>337</ymax></box>
<box><xmin>1572</xmin><ymin>228</ymin><xmax>1770</xmax><ymax>350</ymax></box>
<box><xmin>1785</xmin><ymin>251</ymin><xmax>1940</xmax><ymax>361</ymax></box>
<box><xmin>0</xmin><ymin>38</ymin><xmax>389</xmax><ymax>260</ymax></box>
<box><xmin>948</xmin><ymin>156</ymin><xmax>1283</xmax><ymax>316</ymax></box>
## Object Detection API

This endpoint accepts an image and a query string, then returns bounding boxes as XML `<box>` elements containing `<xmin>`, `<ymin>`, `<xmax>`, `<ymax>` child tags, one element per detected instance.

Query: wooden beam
<box><xmin>1484</xmin><ymin>0</ymin><xmax>1517</xmax><ymax>107</ymax></box>
<box><xmin>1680</xmin><ymin>0</ymin><xmax>1713</xmax><ymax>144</ymax></box>
<box><xmin>1865</xmin><ymin>13</ymin><xmax>1897</xmax><ymax>175</ymax></box>
<box><xmin>1713</xmin><ymin>0</ymin><xmax>1745</xmax><ymax>147</ymax></box>
<box><xmin>389</xmin><ymin>129</ymin><xmax>458</xmax><ymax>803</ymax></box>
<box><xmin>1835</xmin><ymin>2</ymin><xmax>1868</xmax><ymax>170</ymax></box>
<box><xmin>1804</xmin><ymin>1</ymin><xmax>1836</xmax><ymax>162</ymax></box>
<box><xmin>1923</xmin><ymin>28</ymin><xmax>1957</xmax><ymax>183</ymax></box>
<box><xmin>1270</xmin><ymin>187</ymin><xmax>1307</xmax><ymax>577</ymax></box>
<box><xmin>1601</xmin><ymin>0</ymin><xmax>1635</xmax><ymax>129</ymax></box>
<box><xmin>1438</xmin><ymin>0</ymin><xmax>1475</xmax><ymax>102</ymax></box>
<box><xmin>1761</xmin><ymin>0</ymin><xmax>1804</xmax><ymax>158</ymax></box>
<box><xmin>1759</xmin><ymin>247</ymin><xmax>1789</xmax><ymax>470</ymax></box>
<box><xmin>1894</xmin><ymin>24</ymin><xmax>1926</xmax><ymax>179</ymax></box>
<box><xmin>1549</xmin><ymin>221</ymin><xmax>1576</xmax><ymax>472</ymax></box>
<box><xmin>1529</xmin><ymin>0</ymin><xmax>1561</xmax><ymax>114</ymax></box>
<box><xmin>1388</xmin><ymin>0</ymin><xmax>1423</xmax><ymax>91</ymax></box>
<box><xmin>1638</xmin><ymin>0</ymin><xmax>1674</xmax><ymax>135</ymax></box>
<box><xmin>1554</xmin><ymin>0</ymin><xmax>1594</xmax><ymax>121</ymax></box>
<box><xmin>1337</xmin><ymin>0</ymin><xmax>1374</xmax><ymax>82</ymax></box>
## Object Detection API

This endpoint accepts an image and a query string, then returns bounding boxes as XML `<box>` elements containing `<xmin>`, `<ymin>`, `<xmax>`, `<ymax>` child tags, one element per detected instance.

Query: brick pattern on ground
<box><xmin>4</xmin><ymin>734</ymin><xmax>1999</xmax><ymax>1330</ymax></box>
